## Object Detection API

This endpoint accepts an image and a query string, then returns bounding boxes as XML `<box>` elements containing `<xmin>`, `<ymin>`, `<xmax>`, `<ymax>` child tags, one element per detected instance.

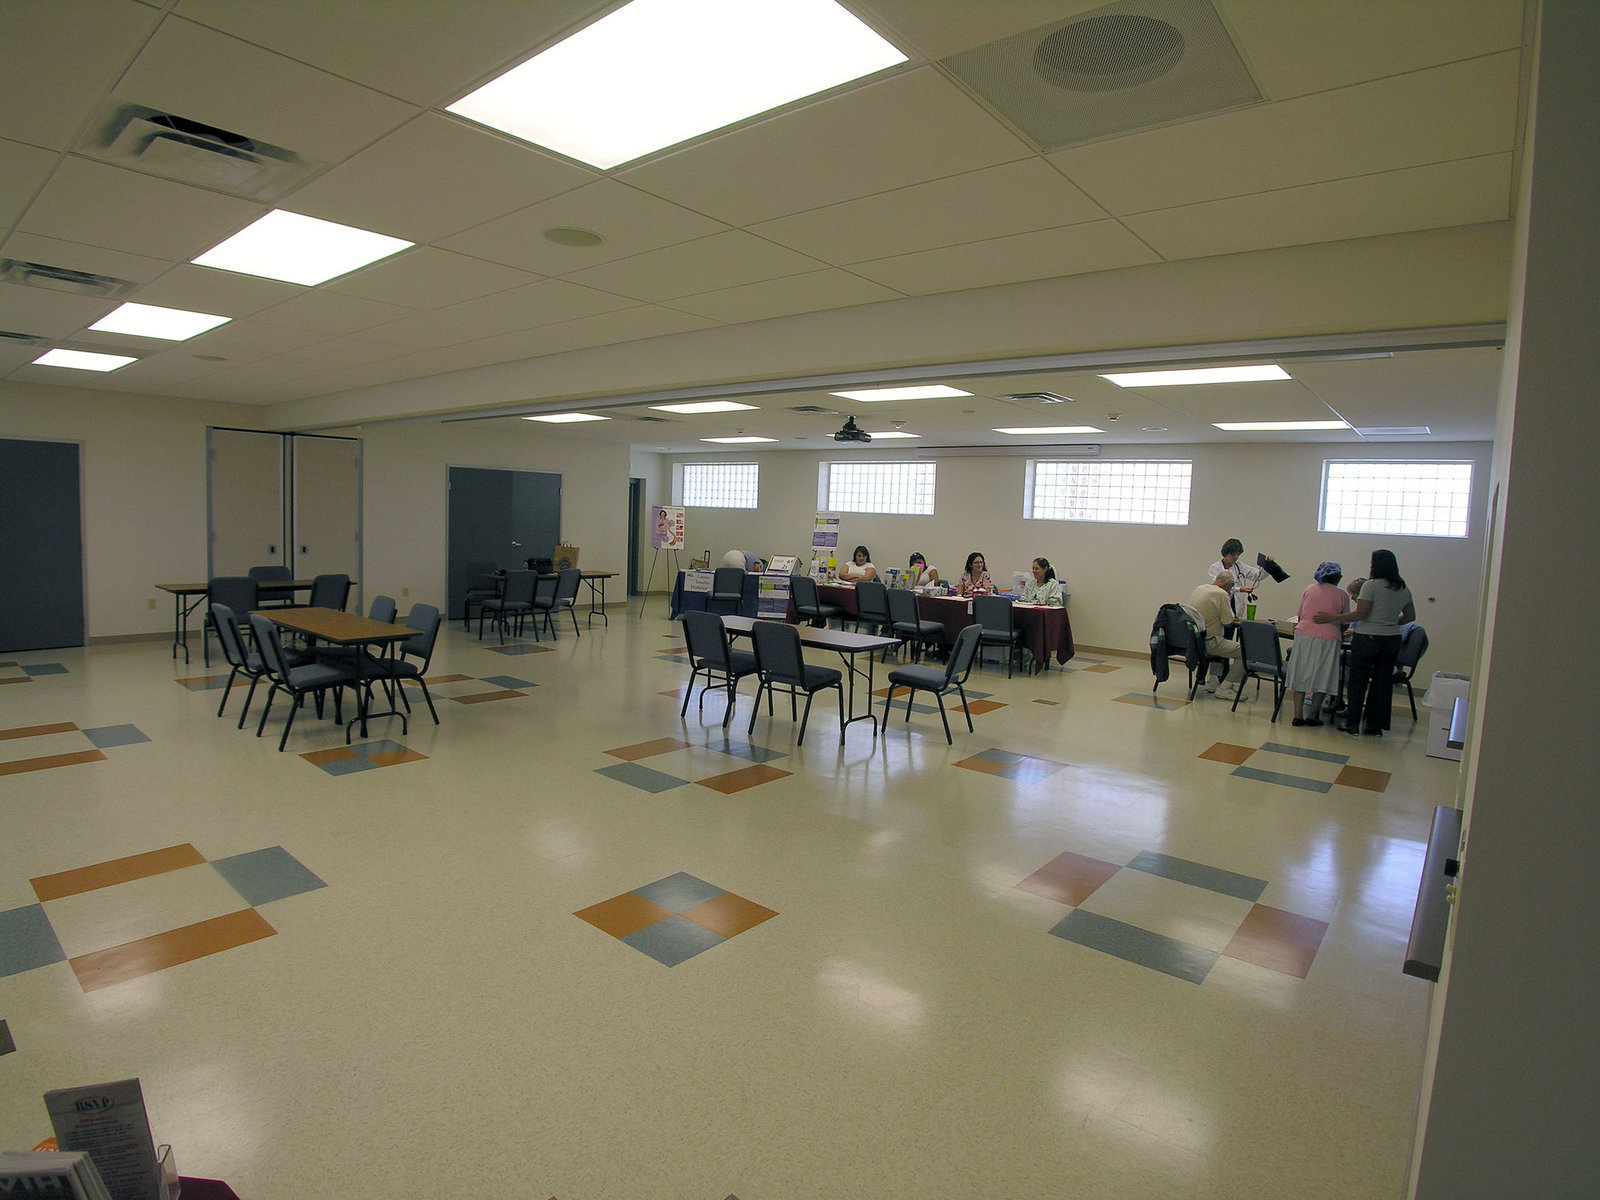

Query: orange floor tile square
<box><xmin>682</xmin><ymin>892</ymin><xmax>778</xmax><ymax>937</ymax></box>
<box><xmin>367</xmin><ymin>748</ymin><xmax>428</xmax><ymax>766</ymax></box>
<box><xmin>1084</xmin><ymin>663</ymin><xmax>1120</xmax><ymax>673</ymax></box>
<box><xmin>1016</xmin><ymin>850</ymin><xmax>1122</xmax><ymax>906</ymax></box>
<box><xmin>1223</xmin><ymin>904</ymin><xmax>1329</xmax><ymax>978</ymax></box>
<box><xmin>957</xmin><ymin>699</ymin><xmax>1006</xmax><ymax>715</ymax></box>
<box><xmin>302</xmin><ymin>747</ymin><xmax>360</xmax><ymax>766</ymax></box>
<box><xmin>452</xmin><ymin>689</ymin><xmax>525</xmax><ymax>704</ymax></box>
<box><xmin>1200</xmin><ymin>742</ymin><xmax>1257</xmax><ymax>765</ymax></box>
<box><xmin>69</xmin><ymin>908</ymin><xmax>277</xmax><ymax>992</ymax></box>
<box><xmin>605</xmin><ymin>737</ymin><xmax>690</xmax><ymax>761</ymax></box>
<box><xmin>697</xmin><ymin>763</ymin><xmax>791</xmax><ymax>793</ymax></box>
<box><xmin>0</xmin><ymin>749</ymin><xmax>106</xmax><ymax>776</ymax></box>
<box><xmin>33</xmin><ymin>844</ymin><xmax>207</xmax><ymax>901</ymax></box>
<box><xmin>0</xmin><ymin>721</ymin><xmax>78</xmax><ymax>741</ymax></box>
<box><xmin>954</xmin><ymin>755</ymin><xmax>1008</xmax><ymax>774</ymax></box>
<box><xmin>573</xmin><ymin>892</ymin><xmax>674</xmax><ymax>938</ymax></box>
<box><xmin>1335</xmin><ymin>764</ymin><xmax>1391</xmax><ymax>792</ymax></box>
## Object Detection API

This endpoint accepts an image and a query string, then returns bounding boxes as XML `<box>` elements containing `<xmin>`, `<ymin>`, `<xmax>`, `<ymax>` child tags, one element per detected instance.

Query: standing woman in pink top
<box><xmin>1287</xmin><ymin>561</ymin><xmax>1351</xmax><ymax>726</ymax></box>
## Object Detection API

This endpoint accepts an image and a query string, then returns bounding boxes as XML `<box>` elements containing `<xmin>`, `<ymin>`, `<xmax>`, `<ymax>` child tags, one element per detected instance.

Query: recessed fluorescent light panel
<box><xmin>650</xmin><ymin>401</ymin><xmax>758</xmax><ymax>414</ymax></box>
<box><xmin>524</xmin><ymin>412</ymin><xmax>611</xmax><ymax>423</ymax></box>
<box><xmin>1213</xmin><ymin>420</ymin><xmax>1350</xmax><ymax>431</ymax></box>
<box><xmin>89</xmin><ymin>302</ymin><xmax>229</xmax><ymax>340</ymax></box>
<box><xmin>863</xmin><ymin>431</ymin><xmax>920</xmax><ymax>439</ymax></box>
<box><xmin>1101</xmin><ymin>365</ymin><xmax>1291</xmax><ymax>387</ymax></box>
<box><xmin>828</xmin><ymin>385</ymin><xmax>973</xmax><ymax>402</ymax></box>
<box><xmin>448</xmin><ymin>0</ymin><xmax>906</xmax><ymax>170</ymax></box>
<box><xmin>32</xmin><ymin>348</ymin><xmax>137</xmax><ymax>372</ymax></box>
<box><xmin>193</xmin><ymin>210</ymin><xmax>413</xmax><ymax>286</ymax></box>
<box><xmin>993</xmin><ymin>426</ymin><xmax>1103</xmax><ymax>435</ymax></box>
<box><xmin>702</xmin><ymin>435</ymin><xmax>777</xmax><ymax>443</ymax></box>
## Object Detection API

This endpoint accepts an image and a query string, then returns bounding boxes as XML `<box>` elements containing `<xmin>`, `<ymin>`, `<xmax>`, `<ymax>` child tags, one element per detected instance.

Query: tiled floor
<box><xmin>0</xmin><ymin>615</ymin><xmax>1457</xmax><ymax>1198</ymax></box>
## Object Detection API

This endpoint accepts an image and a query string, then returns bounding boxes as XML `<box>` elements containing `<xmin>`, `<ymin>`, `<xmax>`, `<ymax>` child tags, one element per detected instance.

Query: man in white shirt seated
<box><xmin>1187</xmin><ymin>575</ymin><xmax>1241</xmax><ymax>699</ymax></box>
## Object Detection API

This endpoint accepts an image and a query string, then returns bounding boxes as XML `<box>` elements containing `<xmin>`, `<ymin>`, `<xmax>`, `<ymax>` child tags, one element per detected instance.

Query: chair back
<box><xmin>501</xmin><ymin>569</ymin><xmax>537</xmax><ymax>605</ymax></box>
<box><xmin>683</xmin><ymin>610</ymin><xmax>732</xmax><ymax>672</ymax></box>
<box><xmin>885</xmin><ymin>586</ymin><xmax>920</xmax><ymax>626</ymax></box>
<box><xmin>943</xmin><ymin>624</ymin><xmax>983</xmax><ymax>684</ymax></box>
<box><xmin>248</xmin><ymin>564</ymin><xmax>295</xmax><ymax>602</ymax></box>
<box><xmin>209</xmin><ymin>576</ymin><xmax>259</xmax><ymax>615</ymax></box>
<box><xmin>399</xmin><ymin>603</ymin><xmax>441</xmax><ymax>667</ymax></box>
<box><xmin>750</xmin><ymin>619</ymin><xmax>805</xmax><ymax>685</ymax></box>
<box><xmin>553</xmin><ymin>567</ymin><xmax>582</xmax><ymax>606</ymax></box>
<box><xmin>531</xmin><ymin>573</ymin><xmax>559</xmax><ymax>607</ymax></box>
<box><xmin>791</xmin><ymin>574</ymin><xmax>822</xmax><ymax>616</ymax></box>
<box><xmin>1395</xmin><ymin>624</ymin><xmax>1429</xmax><ymax>675</ymax></box>
<box><xmin>308</xmin><ymin>573</ymin><xmax>351</xmax><ymax>610</ymax></box>
<box><xmin>369</xmin><ymin>594</ymin><xmax>397</xmax><ymax>624</ymax></box>
<box><xmin>711</xmin><ymin>565</ymin><xmax>746</xmax><ymax>596</ymax></box>
<box><xmin>1238</xmin><ymin>620</ymin><xmax>1283</xmax><ymax>676</ymax></box>
<box><xmin>249</xmin><ymin>614</ymin><xmax>290</xmax><ymax>678</ymax></box>
<box><xmin>1158</xmin><ymin>604</ymin><xmax>1199</xmax><ymax>663</ymax></box>
<box><xmin>210</xmin><ymin>603</ymin><xmax>251</xmax><ymax>668</ymax></box>
<box><xmin>972</xmin><ymin>594</ymin><xmax>1014</xmax><ymax>632</ymax></box>
<box><xmin>855</xmin><ymin>580</ymin><xmax>890</xmax><ymax>625</ymax></box>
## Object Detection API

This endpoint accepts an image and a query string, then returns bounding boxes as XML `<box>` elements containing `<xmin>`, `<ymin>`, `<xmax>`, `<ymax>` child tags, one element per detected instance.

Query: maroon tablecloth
<box><xmin>811</xmin><ymin>585</ymin><xmax>1072</xmax><ymax>672</ymax></box>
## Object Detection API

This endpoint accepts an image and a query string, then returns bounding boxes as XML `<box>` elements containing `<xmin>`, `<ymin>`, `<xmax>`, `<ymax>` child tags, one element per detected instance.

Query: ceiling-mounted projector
<box><xmin>834</xmin><ymin>416</ymin><xmax>872</xmax><ymax>443</ymax></box>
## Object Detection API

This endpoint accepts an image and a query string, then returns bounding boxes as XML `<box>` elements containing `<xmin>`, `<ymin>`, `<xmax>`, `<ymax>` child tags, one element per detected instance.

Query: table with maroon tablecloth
<box><xmin>810</xmin><ymin>584</ymin><xmax>1072</xmax><ymax>672</ymax></box>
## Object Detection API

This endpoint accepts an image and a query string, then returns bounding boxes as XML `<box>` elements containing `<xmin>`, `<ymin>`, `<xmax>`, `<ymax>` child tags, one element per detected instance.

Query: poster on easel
<box><xmin>652</xmin><ymin>505</ymin><xmax>684</xmax><ymax>549</ymax></box>
<box><xmin>757</xmin><ymin>565</ymin><xmax>794</xmax><ymax>620</ymax></box>
<box><xmin>811</xmin><ymin>512</ymin><xmax>841</xmax><ymax>575</ymax></box>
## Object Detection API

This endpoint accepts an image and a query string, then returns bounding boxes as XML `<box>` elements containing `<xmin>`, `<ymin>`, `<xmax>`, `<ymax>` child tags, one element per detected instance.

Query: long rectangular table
<box><xmin>721</xmin><ymin>615</ymin><xmax>900</xmax><ymax>740</ymax></box>
<box><xmin>159</xmin><ymin>579</ymin><xmax>316</xmax><ymax>665</ymax></box>
<box><xmin>814</xmin><ymin>583</ymin><xmax>1074</xmax><ymax>673</ymax></box>
<box><xmin>256</xmin><ymin>607</ymin><xmax>413</xmax><ymax>743</ymax></box>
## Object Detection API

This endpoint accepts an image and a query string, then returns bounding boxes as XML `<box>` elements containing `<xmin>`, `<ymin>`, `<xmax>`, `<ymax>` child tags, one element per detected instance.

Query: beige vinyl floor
<box><xmin>0</xmin><ymin>606</ymin><xmax>1456</xmax><ymax>1199</ymax></box>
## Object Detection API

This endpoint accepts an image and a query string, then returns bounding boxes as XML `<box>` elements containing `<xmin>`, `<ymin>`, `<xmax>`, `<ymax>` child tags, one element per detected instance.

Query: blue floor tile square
<box><xmin>1050</xmin><ymin>908</ymin><xmax>1217</xmax><ymax>984</ymax></box>
<box><xmin>1126</xmin><ymin>851</ymin><xmax>1268</xmax><ymax>902</ymax></box>
<box><xmin>622</xmin><ymin>914</ymin><xmax>727</xmax><ymax>966</ymax></box>
<box><xmin>0</xmin><ymin>904</ymin><xmax>67</xmax><ymax>977</ymax></box>
<box><xmin>595</xmin><ymin>762</ymin><xmax>690</xmax><ymax>793</ymax></box>
<box><xmin>211</xmin><ymin>846</ymin><xmax>328</xmax><ymax>907</ymax></box>
<box><xmin>699</xmin><ymin>735</ymin><xmax>786</xmax><ymax>764</ymax></box>
<box><xmin>1259</xmin><ymin>741</ymin><xmax>1349</xmax><ymax>764</ymax></box>
<box><xmin>972</xmin><ymin>748</ymin><xmax>1026</xmax><ymax>765</ymax></box>
<box><xmin>22</xmin><ymin>663</ymin><xmax>67</xmax><ymax>676</ymax></box>
<box><xmin>1231</xmin><ymin>765</ymin><xmax>1334</xmax><ymax>793</ymax></box>
<box><xmin>636</xmin><ymin>871</ymin><xmax>724</xmax><ymax>910</ymax></box>
<box><xmin>482</xmin><ymin>675</ymin><xmax>534</xmax><ymax>689</ymax></box>
<box><xmin>351</xmin><ymin>739</ymin><xmax>406</xmax><ymax>758</ymax></box>
<box><xmin>317</xmin><ymin>755</ymin><xmax>380</xmax><ymax>776</ymax></box>
<box><xmin>82</xmin><ymin>724</ymin><xmax>150</xmax><ymax>749</ymax></box>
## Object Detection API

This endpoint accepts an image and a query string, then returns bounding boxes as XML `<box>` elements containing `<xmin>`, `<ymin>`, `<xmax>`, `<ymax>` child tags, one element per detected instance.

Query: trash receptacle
<box><xmin>1423</xmin><ymin>672</ymin><xmax>1470</xmax><ymax>760</ymax></box>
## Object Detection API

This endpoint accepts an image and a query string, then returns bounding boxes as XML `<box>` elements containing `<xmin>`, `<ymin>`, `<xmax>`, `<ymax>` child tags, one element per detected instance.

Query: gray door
<box><xmin>0</xmin><ymin>438</ymin><xmax>85</xmax><ymax>651</ymax></box>
<box><xmin>208</xmin><ymin>428</ymin><xmax>285</xmax><ymax>576</ymax></box>
<box><xmin>447</xmin><ymin>467</ymin><xmax>561</xmax><ymax>622</ymax></box>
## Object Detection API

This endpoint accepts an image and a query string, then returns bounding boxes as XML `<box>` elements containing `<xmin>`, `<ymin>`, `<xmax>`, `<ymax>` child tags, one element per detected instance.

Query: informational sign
<box><xmin>652</xmin><ymin>505</ymin><xmax>684</xmax><ymax>549</ymax></box>
<box><xmin>683</xmin><ymin>568</ymin><xmax>714</xmax><ymax>594</ymax></box>
<box><xmin>45</xmin><ymin>1078</ymin><xmax>164</xmax><ymax>1200</ymax></box>
<box><xmin>757</xmin><ymin>567</ymin><xmax>793</xmax><ymax>620</ymax></box>
<box><xmin>811</xmin><ymin>512</ymin><xmax>840</xmax><ymax>554</ymax></box>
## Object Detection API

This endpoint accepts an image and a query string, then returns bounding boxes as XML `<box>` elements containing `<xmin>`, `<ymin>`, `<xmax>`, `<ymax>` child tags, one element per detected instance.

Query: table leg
<box><xmin>586</xmin><ymin>577</ymin><xmax>609</xmax><ymax>626</ymax></box>
<box><xmin>170</xmin><ymin>593</ymin><xmax>194</xmax><ymax>664</ymax></box>
<box><xmin>833</xmin><ymin>649</ymin><xmax>881</xmax><ymax>736</ymax></box>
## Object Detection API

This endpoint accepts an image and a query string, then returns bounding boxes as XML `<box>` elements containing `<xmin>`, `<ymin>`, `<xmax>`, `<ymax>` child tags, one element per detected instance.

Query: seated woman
<box><xmin>907</xmin><ymin>552</ymin><xmax>939</xmax><ymax>588</ymax></box>
<box><xmin>836</xmin><ymin>544</ymin><xmax>877</xmax><ymax>582</ymax></box>
<box><xmin>958</xmin><ymin>551</ymin><xmax>994</xmax><ymax>597</ymax></box>
<box><xmin>1018</xmin><ymin>557</ymin><xmax>1064</xmax><ymax>606</ymax></box>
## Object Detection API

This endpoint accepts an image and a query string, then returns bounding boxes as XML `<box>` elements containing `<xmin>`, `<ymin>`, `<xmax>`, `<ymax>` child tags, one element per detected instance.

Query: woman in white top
<box><xmin>907</xmin><ymin>551</ymin><xmax>939</xmax><ymax>589</ymax></box>
<box><xmin>837</xmin><ymin>544</ymin><xmax>877</xmax><ymax>582</ymax></box>
<box><xmin>1018</xmin><ymin>557</ymin><xmax>1064</xmax><ymax>606</ymax></box>
<box><xmin>1208</xmin><ymin>537</ymin><xmax>1278</xmax><ymax>622</ymax></box>
<box><xmin>1316</xmin><ymin>549</ymin><xmax>1415</xmax><ymax>735</ymax></box>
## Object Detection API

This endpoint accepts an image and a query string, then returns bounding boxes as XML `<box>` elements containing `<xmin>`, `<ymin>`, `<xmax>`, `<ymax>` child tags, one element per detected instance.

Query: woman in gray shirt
<box><xmin>1316</xmin><ymin>549</ymin><xmax>1416</xmax><ymax>735</ymax></box>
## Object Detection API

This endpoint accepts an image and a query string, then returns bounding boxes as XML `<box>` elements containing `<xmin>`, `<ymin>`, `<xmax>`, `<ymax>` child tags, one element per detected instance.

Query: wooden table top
<box><xmin>160</xmin><ymin>580</ymin><xmax>317</xmax><ymax>595</ymax></box>
<box><xmin>253</xmin><ymin>607</ymin><xmax>411</xmax><ymax>645</ymax></box>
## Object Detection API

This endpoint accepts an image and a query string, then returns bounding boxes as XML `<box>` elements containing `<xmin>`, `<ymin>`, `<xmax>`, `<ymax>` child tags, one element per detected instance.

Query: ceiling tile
<box><xmin>114</xmin><ymin>17</ymin><xmax>416</xmax><ymax>163</ymax></box>
<box><xmin>131</xmin><ymin>263</ymin><xmax>303</xmax><ymax>318</ymax></box>
<box><xmin>438</xmin><ymin>179</ymin><xmax>728</xmax><ymax>274</ymax></box>
<box><xmin>0</xmin><ymin>284</ymin><xmax>115</xmax><ymax>339</ymax></box>
<box><xmin>357</xmin><ymin>279</ymin><xmax>638</xmax><ymax>350</ymax></box>
<box><xmin>1122</xmin><ymin>155</ymin><xmax>1514</xmax><ymax>261</ymax></box>
<box><xmin>247</xmin><ymin>290</ymin><xmax>415</xmax><ymax>338</ymax></box>
<box><xmin>1</xmin><ymin>231</ymin><xmax>173</xmax><ymax>287</ymax></box>
<box><xmin>328</xmin><ymin>246</ymin><xmax>541</xmax><ymax>310</ymax></box>
<box><xmin>665</xmin><ymin>269</ymin><xmax>903</xmax><ymax>324</ymax></box>
<box><xmin>562</xmin><ymin>231</ymin><xmax>827</xmax><ymax>303</ymax></box>
<box><xmin>849</xmin><ymin>221</ymin><xmax>1160</xmax><ymax>295</ymax></box>
<box><xmin>0</xmin><ymin>0</ymin><xmax>164</xmax><ymax>150</ymax></box>
<box><xmin>415</xmin><ymin>305</ymin><xmax>720</xmax><ymax>372</ymax></box>
<box><xmin>751</xmin><ymin>159</ymin><xmax>1107</xmax><ymax>264</ymax></box>
<box><xmin>19</xmin><ymin>158</ymin><xmax>264</xmax><ymax>262</ymax></box>
<box><xmin>285</xmin><ymin>114</ymin><xmax>596</xmax><ymax>244</ymax></box>
<box><xmin>175</xmin><ymin>0</ymin><xmax>602</xmax><ymax>108</ymax></box>
<box><xmin>856</xmin><ymin>0</ymin><xmax>1102</xmax><ymax>60</ymax></box>
<box><xmin>0</xmin><ymin>140</ymin><xmax>60</xmax><ymax>229</ymax></box>
<box><xmin>1049</xmin><ymin>53</ymin><xmax>1522</xmax><ymax>214</ymax></box>
<box><xmin>619</xmin><ymin>67</ymin><xmax>1034</xmax><ymax>226</ymax></box>
<box><xmin>1217</xmin><ymin>0</ymin><xmax>1527</xmax><ymax>100</ymax></box>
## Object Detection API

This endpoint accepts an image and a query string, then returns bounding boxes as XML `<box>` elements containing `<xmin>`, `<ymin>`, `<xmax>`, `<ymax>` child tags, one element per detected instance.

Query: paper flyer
<box><xmin>44</xmin><ymin>1078</ymin><xmax>163</xmax><ymax>1200</ymax></box>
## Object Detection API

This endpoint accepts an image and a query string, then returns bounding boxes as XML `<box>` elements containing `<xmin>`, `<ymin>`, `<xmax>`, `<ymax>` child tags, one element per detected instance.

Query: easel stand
<box><xmin>638</xmin><ymin>548</ymin><xmax>681</xmax><ymax>619</ymax></box>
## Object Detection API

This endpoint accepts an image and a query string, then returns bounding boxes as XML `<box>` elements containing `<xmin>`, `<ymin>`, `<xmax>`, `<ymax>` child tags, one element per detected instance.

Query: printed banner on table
<box><xmin>652</xmin><ymin>505</ymin><xmax>684</xmax><ymax>549</ymax></box>
<box><xmin>683</xmin><ymin>568</ymin><xmax>714</xmax><ymax>594</ymax></box>
<box><xmin>757</xmin><ymin>571</ymin><xmax>793</xmax><ymax>620</ymax></box>
<box><xmin>811</xmin><ymin>512</ymin><xmax>840</xmax><ymax>553</ymax></box>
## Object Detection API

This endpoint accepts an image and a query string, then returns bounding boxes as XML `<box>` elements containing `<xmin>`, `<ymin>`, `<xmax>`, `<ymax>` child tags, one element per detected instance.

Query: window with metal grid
<box><xmin>1320</xmin><ymin>461</ymin><xmax>1472</xmax><ymax>537</ymax></box>
<box><xmin>823</xmin><ymin>460</ymin><xmax>936</xmax><ymax>514</ymax></box>
<box><xmin>1028</xmin><ymin>460</ymin><xmax>1191</xmax><ymax>525</ymax></box>
<box><xmin>680</xmin><ymin>461</ymin><xmax>759</xmax><ymax>508</ymax></box>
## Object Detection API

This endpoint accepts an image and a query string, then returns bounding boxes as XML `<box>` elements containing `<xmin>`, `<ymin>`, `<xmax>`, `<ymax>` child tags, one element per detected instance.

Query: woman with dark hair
<box><xmin>837</xmin><ymin>544</ymin><xmax>877</xmax><ymax>582</ymax></box>
<box><xmin>958</xmin><ymin>551</ymin><xmax>994</xmax><ymax>597</ymax></box>
<box><xmin>1316</xmin><ymin>549</ymin><xmax>1415</xmax><ymax>735</ymax></box>
<box><xmin>907</xmin><ymin>551</ymin><xmax>939</xmax><ymax>588</ymax></box>
<box><xmin>1019</xmin><ymin>556</ymin><xmax>1064</xmax><ymax>606</ymax></box>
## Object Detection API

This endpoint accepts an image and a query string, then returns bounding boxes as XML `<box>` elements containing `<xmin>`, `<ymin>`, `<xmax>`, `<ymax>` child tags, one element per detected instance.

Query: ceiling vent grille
<box><xmin>938</xmin><ymin>0</ymin><xmax>1261</xmax><ymax>151</ymax></box>
<box><xmin>0</xmin><ymin>329</ymin><xmax>46</xmax><ymax>346</ymax></box>
<box><xmin>789</xmin><ymin>404</ymin><xmax>844</xmax><ymax>415</ymax></box>
<box><xmin>1356</xmin><ymin>426</ymin><xmax>1432</xmax><ymax>437</ymax></box>
<box><xmin>0</xmin><ymin>258</ymin><xmax>135</xmax><ymax>298</ymax></box>
<box><xmin>632</xmin><ymin>414</ymin><xmax>672</xmax><ymax>423</ymax></box>
<box><xmin>1005</xmin><ymin>391</ymin><xmax>1072</xmax><ymax>404</ymax></box>
<box><xmin>78</xmin><ymin>103</ymin><xmax>320</xmax><ymax>200</ymax></box>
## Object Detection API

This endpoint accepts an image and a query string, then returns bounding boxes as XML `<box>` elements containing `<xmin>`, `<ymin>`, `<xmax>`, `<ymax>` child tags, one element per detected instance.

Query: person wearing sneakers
<box><xmin>1287</xmin><ymin>561</ymin><xmax>1351</xmax><ymax>726</ymax></box>
<box><xmin>1188</xmin><ymin>574</ymin><xmax>1241</xmax><ymax>698</ymax></box>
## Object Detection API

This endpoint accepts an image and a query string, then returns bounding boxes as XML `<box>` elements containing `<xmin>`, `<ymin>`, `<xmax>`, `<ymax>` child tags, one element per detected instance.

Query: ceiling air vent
<box><xmin>1356</xmin><ymin>426</ymin><xmax>1432</xmax><ymax>437</ymax></box>
<box><xmin>0</xmin><ymin>329</ymin><xmax>46</xmax><ymax>346</ymax></box>
<box><xmin>632</xmin><ymin>415</ymin><xmax>672</xmax><ymax>423</ymax></box>
<box><xmin>789</xmin><ymin>404</ymin><xmax>844</xmax><ymax>415</ymax></box>
<box><xmin>1005</xmin><ymin>391</ymin><xmax>1072</xmax><ymax>404</ymax></box>
<box><xmin>0</xmin><ymin>258</ymin><xmax>135</xmax><ymax>298</ymax></box>
<box><xmin>78</xmin><ymin>103</ymin><xmax>320</xmax><ymax>200</ymax></box>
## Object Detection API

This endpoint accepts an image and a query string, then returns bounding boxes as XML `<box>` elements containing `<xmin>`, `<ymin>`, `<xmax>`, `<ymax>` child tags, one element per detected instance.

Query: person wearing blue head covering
<box><xmin>1287</xmin><ymin>560</ymin><xmax>1351</xmax><ymax>726</ymax></box>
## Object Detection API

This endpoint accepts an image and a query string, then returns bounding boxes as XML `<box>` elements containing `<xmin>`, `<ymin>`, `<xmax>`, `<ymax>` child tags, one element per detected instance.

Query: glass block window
<box><xmin>824</xmin><ymin>460</ymin><xmax>937</xmax><ymax>515</ymax></box>
<box><xmin>1320</xmin><ymin>461</ymin><xmax>1473</xmax><ymax>537</ymax></box>
<box><xmin>1028</xmin><ymin>460</ymin><xmax>1191</xmax><ymax>525</ymax></box>
<box><xmin>680</xmin><ymin>461</ymin><xmax>759</xmax><ymax>508</ymax></box>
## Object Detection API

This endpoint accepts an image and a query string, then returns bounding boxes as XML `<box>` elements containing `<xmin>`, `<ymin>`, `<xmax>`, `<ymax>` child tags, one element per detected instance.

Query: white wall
<box><xmin>664</xmin><ymin>441</ymin><xmax>1491</xmax><ymax>672</ymax></box>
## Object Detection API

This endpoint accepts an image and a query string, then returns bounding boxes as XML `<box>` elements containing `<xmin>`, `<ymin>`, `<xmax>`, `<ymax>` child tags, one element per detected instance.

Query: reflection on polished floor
<box><xmin>0</xmin><ymin>613</ymin><xmax>1454</xmax><ymax>1198</ymax></box>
